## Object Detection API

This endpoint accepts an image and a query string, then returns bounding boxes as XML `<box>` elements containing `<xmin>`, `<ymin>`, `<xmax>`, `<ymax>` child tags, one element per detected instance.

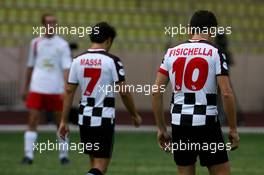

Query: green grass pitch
<box><xmin>0</xmin><ymin>132</ymin><xmax>263</xmax><ymax>175</ymax></box>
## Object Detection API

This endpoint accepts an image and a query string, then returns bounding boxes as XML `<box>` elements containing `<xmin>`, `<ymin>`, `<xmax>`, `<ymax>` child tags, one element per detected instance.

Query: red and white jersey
<box><xmin>68</xmin><ymin>49</ymin><xmax>125</xmax><ymax>127</ymax></box>
<box><xmin>27</xmin><ymin>35</ymin><xmax>72</xmax><ymax>94</ymax></box>
<box><xmin>159</xmin><ymin>40</ymin><xmax>229</xmax><ymax>126</ymax></box>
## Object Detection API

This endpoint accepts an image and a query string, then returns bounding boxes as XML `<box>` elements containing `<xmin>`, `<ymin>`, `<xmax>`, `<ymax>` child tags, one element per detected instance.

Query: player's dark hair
<box><xmin>189</xmin><ymin>10</ymin><xmax>218</xmax><ymax>34</ymax></box>
<box><xmin>41</xmin><ymin>13</ymin><xmax>55</xmax><ymax>25</ymax></box>
<box><xmin>90</xmin><ymin>22</ymin><xmax>117</xmax><ymax>43</ymax></box>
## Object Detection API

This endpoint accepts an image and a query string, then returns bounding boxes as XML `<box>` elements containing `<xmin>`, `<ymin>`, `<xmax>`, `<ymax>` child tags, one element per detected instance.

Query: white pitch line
<box><xmin>0</xmin><ymin>125</ymin><xmax>264</xmax><ymax>133</ymax></box>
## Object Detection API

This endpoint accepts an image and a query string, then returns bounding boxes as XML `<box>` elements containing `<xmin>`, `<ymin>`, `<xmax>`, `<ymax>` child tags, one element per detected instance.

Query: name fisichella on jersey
<box><xmin>168</xmin><ymin>47</ymin><xmax>213</xmax><ymax>57</ymax></box>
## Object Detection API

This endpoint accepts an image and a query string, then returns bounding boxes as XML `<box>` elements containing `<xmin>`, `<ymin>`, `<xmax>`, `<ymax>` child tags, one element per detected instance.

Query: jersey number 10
<box><xmin>172</xmin><ymin>57</ymin><xmax>208</xmax><ymax>91</ymax></box>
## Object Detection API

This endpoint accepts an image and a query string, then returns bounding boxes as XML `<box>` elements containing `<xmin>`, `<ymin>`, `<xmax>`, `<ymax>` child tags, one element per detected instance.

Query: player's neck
<box><xmin>191</xmin><ymin>34</ymin><xmax>210</xmax><ymax>41</ymax></box>
<box><xmin>90</xmin><ymin>43</ymin><xmax>107</xmax><ymax>51</ymax></box>
<box><xmin>44</xmin><ymin>33</ymin><xmax>55</xmax><ymax>38</ymax></box>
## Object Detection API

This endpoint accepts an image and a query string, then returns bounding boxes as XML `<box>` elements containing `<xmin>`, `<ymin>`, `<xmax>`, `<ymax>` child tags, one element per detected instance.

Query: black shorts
<box><xmin>171</xmin><ymin>121</ymin><xmax>229</xmax><ymax>167</ymax></box>
<box><xmin>79</xmin><ymin>124</ymin><xmax>115</xmax><ymax>158</ymax></box>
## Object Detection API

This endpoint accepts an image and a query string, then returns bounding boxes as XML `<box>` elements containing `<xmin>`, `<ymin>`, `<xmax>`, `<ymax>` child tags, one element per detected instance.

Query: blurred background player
<box><xmin>59</xmin><ymin>22</ymin><xmax>142</xmax><ymax>175</ymax></box>
<box><xmin>21</xmin><ymin>13</ymin><xmax>72</xmax><ymax>165</ymax></box>
<box><xmin>152</xmin><ymin>10</ymin><xmax>240</xmax><ymax>175</ymax></box>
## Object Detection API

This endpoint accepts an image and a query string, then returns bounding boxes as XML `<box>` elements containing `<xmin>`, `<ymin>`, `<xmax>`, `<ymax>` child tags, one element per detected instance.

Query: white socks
<box><xmin>24</xmin><ymin>131</ymin><xmax>69</xmax><ymax>160</ymax></box>
<box><xmin>24</xmin><ymin>131</ymin><xmax>38</xmax><ymax>159</ymax></box>
<box><xmin>58</xmin><ymin>136</ymin><xmax>69</xmax><ymax>159</ymax></box>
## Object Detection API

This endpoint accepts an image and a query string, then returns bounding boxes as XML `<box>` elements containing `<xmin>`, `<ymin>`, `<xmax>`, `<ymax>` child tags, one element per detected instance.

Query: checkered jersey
<box><xmin>159</xmin><ymin>40</ymin><xmax>229</xmax><ymax>126</ymax></box>
<box><xmin>68</xmin><ymin>49</ymin><xmax>125</xmax><ymax>127</ymax></box>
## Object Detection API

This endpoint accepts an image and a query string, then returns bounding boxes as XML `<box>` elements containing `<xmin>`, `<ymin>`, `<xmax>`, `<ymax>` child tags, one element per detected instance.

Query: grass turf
<box><xmin>0</xmin><ymin>131</ymin><xmax>263</xmax><ymax>175</ymax></box>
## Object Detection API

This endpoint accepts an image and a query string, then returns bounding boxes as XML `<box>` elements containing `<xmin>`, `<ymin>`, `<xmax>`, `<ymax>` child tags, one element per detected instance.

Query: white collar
<box><xmin>87</xmin><ymin>48</ymin><xmax>106</xmax><ymax>52</ymax></box>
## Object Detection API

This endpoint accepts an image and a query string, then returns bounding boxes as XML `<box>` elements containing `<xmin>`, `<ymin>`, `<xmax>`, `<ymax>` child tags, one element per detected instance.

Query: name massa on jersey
<box><xmin>80</xmin><ymin>58</ymin><xmax>102</xmax><ymax>66</ymax></box>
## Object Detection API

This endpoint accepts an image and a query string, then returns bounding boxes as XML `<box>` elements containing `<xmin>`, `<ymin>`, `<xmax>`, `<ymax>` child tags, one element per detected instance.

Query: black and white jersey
<box><xmin>159</xmin><ymin>40</ymin><xmax>229</xmax><ymax>126</ymax></box>
<box><xmin>68</xmin><ymin>49</ymin><xmax>125</xmax><ymax>127</ymax></box>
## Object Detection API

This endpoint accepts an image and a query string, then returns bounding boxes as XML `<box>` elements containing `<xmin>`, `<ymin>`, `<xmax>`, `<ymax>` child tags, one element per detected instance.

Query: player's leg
<box><xmin>88</xmin><ymin>155</ymin><xmax>110</xmax><ymax>174</ymax></box>
<box><xmin>54</xmin><ymin>111</ymin><xmax>62</xmax><ymax>127</ymax></box>
<box><xmin>22</xmin><ymin>109</ymin><xmax>41</xmax><ymax>164</ymax></box>
<box><xmin>45</xmin><ymin>94</ymin><xmax>70</xmax><ymax>164</ymax></box>
<box><xmin>28</xmin><ymin>109</ymin><xmax>41</xmax><ymax>130</ymax></box>
<box><xmin>80</xmin><ymin>123</ymin><xmax>114</xmax><ymax>175</ymax></box>
<box><xmin>208</xmin><ymin>162</ymin><xmax>230</xmax><ymax>175</ymax></box>
<box><xmin>172</xmin><ymin>124</ymin><xmax>198</xmax><ymax>175</ymax></box>
<box><xmin>54</xmin><ymin>110</ymin><xmax>70</xmax><ymax>164</ymax></box>
<box><xmin>199</xmin><ymin>120</ymin><xmax>229</xmax><ymax>175</ymax></box>
<box><xmin>89</xmin><ymin>155</ymin><xmax>94</xmax><ymax>167</ymax></box>
<box><xmin>87</xmin><ymin>158</ymin><xmax>110</xmax><ymax>175</ymax></box>
<box><xmin>22</xmin><ymin>92</ymin><xmax>42</xmax><ymax>164</ymax></box>
<box><xmin>177</xmin><ymin>165</ymin><xmax>196</xmax><ymax>175</ymax></box>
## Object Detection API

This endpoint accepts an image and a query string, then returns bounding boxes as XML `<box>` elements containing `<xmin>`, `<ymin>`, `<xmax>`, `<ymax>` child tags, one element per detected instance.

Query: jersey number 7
<box><xmin>172</xmin><ymin>57</ymin><xmax>208</xmax><ymax>91</ymax></box>
<box><xmin>84</xmin><ymin>68</ymin><xmax>101</xmax><ymax>96</ymax></box>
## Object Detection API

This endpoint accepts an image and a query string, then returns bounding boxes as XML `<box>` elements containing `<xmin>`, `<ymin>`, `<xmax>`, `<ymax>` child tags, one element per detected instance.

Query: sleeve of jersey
<box><xmin>112</xmin><ymin>57</ymin><xmax>125</xmax><ymax>83</ymax></box>
<box><xmin>158</xmin><ymin>55</ymin><xmax>169</xmax><ymax>77</ymax></box>
<box><xmin>215</xmin><ymin>50</ymin><xmax>229</xmax><ymax>76</ymax></box>
<box><xmin>68</xmin><ymin>60</ymin><xmax>78</xmax><ymax>85</ymax></box>
<box><xmin>61</xmin><ymin>44</ymin><xmax>72</xmax><ymax>69</ymax></box>
<box><xmin>26</xmin><ymin>40</ymin><xmax>35</xmax><ymax>68</ymax></box>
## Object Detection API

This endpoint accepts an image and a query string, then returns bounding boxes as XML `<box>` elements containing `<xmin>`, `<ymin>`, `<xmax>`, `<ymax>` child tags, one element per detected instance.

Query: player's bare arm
<box><xmin>152</xmin><ymin>72</ymin><xmax>171</xmax><ymax>150</ymax></box>
<box><xmin>217</xmin><ymin>76</ymin><xmax>240</xmax><ymax>150</ymax></box>
<box><xmin>22</xmin><ymin>67</ymin><xmax>33</xmax><ymax>100</ymax></box>
<box><xmin>59</xmin><ymin>83</ymin><xmax>78</xmax><ymax>140</ymax></box>
<box><xmin>63</xmin><ymin>69</ymin><xmax>70</xmax><ymax>92</ymax></box>
<box><xmin>63</xmin><ymin>69</ymin><xmax>70</xmax><ymax>83</ymax></box>
<box><xmin>116</xmin><ymin>81</ymin><xmax>142</xmax><ymax>127</ymax></box>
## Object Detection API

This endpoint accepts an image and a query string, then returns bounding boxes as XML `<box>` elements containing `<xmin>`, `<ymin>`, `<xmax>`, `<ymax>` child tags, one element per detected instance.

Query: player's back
<box><xmin>68</xmin><ymin>49</ymin><xmax>125</xmax><ymax>126</ymax></box>
<box><xmin>159</xmin><ymin>40</ymin><xmax>228</xmax><ymax>126</ymax></box>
